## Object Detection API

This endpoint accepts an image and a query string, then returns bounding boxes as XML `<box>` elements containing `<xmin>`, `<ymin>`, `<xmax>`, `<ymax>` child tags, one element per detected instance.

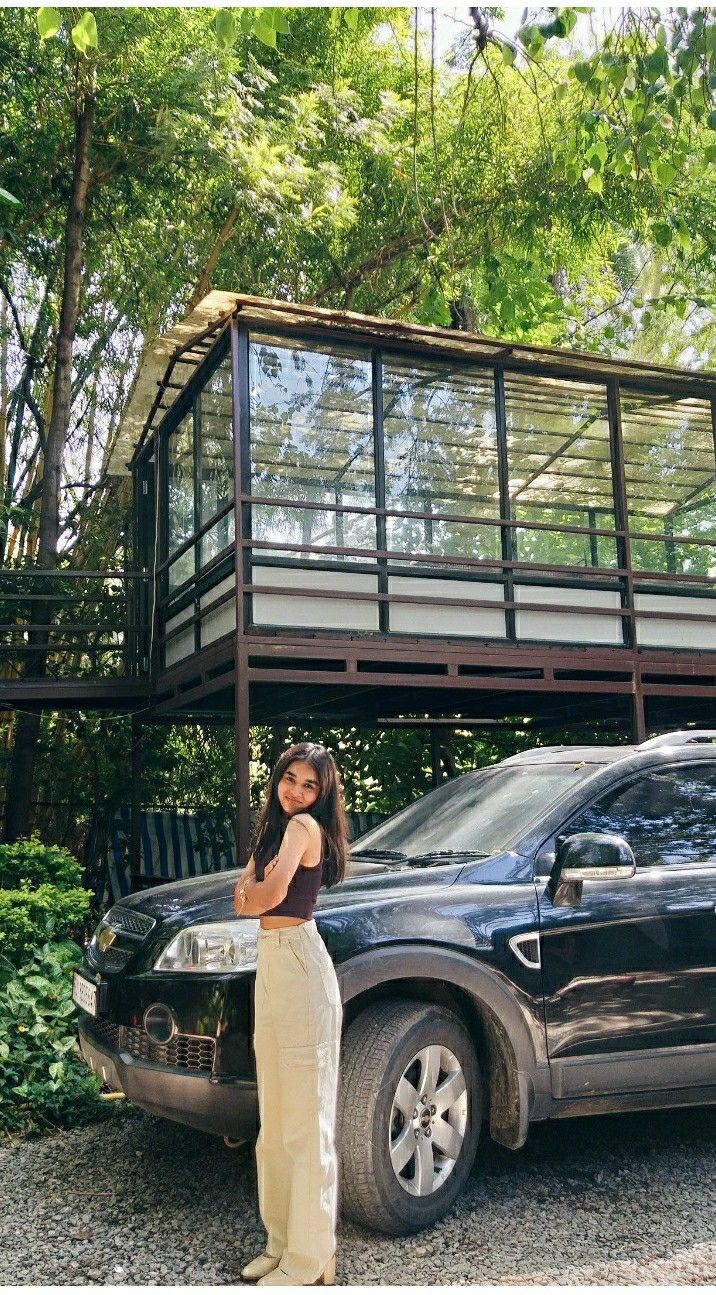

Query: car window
<box><xmin>562</xmin><ymin>763</ymin><xmax>716</xmax><ymax>868</ymax></box>
<box><xmin>352</xmin><ymin>764</ymin><xmax>596</xmax><ymax>859</ymax></box>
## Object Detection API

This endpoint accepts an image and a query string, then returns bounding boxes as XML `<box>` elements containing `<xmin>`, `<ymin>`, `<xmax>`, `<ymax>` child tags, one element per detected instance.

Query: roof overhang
<box><xmin>109</xmin><ymin>291</ymin><xmax>716</xmax><ymax>476</ymax></box>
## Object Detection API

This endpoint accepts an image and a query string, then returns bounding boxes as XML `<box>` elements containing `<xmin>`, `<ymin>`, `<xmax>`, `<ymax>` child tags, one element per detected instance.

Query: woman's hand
<box><xmin>234</xmin><ymin>855</ymin><xmax>279</xmax><ymax>916</ymax></box>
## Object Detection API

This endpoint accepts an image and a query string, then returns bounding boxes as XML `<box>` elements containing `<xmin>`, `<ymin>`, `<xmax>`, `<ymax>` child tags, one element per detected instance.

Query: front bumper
<box><xmin>77</xmin><ymin>1018</ymin><xmax>258</xmax><ymax>1141</ymax></box>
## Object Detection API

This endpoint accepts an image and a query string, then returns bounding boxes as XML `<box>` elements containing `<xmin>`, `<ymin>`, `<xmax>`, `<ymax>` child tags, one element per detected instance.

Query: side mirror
<box><xmin>557</xmin><ymin>832</ymin><xmax>636</xmax><ymax>882</ymax></box>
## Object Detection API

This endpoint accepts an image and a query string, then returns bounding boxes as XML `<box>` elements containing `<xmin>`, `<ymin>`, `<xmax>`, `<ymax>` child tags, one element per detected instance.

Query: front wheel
<box><xmin>337</xmin><ymin>998</ymin><xmax>482</xmax><ymax>1235</ymax></box>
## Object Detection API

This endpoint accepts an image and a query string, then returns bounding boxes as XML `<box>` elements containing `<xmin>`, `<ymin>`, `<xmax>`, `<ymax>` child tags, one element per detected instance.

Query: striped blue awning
<box><xmin>98</xmin><ymin>808</ymin><xmax>236</xmax><ymax>909</ymax></box>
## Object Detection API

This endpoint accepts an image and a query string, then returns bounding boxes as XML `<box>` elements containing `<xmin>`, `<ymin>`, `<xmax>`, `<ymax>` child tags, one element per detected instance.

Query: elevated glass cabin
<box><xmin>131</xmin><ymin>296</ymin><xmax>716</xmax><ymax>686</ymax></box>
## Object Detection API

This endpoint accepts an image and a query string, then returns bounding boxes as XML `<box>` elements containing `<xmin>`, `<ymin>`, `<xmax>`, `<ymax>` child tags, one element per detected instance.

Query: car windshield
<box><xmin>352</xmin><ymin>764</ymin><xmax>594</xmax><ymax>860</ymax></box>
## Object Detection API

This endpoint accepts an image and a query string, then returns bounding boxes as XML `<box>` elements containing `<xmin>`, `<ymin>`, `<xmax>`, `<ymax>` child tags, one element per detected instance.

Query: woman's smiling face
<box><xmin>277</xmin><ymin>759</ymin><xmax>320</xmax><ymax>816</ymax></box>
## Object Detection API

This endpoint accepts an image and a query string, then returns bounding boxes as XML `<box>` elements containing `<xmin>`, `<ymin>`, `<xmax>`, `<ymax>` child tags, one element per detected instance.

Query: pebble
<box><xmin>0</xmin><ymin>1104</ymin><xmax>714</xmax><ymax>1284</ymax></box>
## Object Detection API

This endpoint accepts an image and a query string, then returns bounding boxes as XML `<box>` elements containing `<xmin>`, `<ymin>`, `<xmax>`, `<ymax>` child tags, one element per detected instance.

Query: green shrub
<box><xmin>0</xmin><ymin>939</ymin><xmax>126</xmax><ymax>1138</ymax></box>
<box><xmin>0</xmin><ymin>883</ymin><xmax>92</xmax><ymax>968</ymax></box>
<box><xmin>0</xmin><ymin>836</ymin><xmax>84</xmax><ymax>890</ymax></box>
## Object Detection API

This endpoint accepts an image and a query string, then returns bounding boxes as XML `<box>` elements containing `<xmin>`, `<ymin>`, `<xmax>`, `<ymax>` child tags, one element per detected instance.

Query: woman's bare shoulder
<box><xmin>290</xmin><ymin>812</ymin><xmax>321</xmax><ymax>837</ymax></box>
<box><xmin>289</xmin><ymin>813</ymin><xmax>322</xmax><ymax>864</ymax></box>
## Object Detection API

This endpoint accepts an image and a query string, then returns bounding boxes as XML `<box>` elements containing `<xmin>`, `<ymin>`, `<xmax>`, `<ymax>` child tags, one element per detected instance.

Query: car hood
<box><xmin>110</xmin><ymin>857</ymin><xmax>471</xmax><ymax>930</ymax></box>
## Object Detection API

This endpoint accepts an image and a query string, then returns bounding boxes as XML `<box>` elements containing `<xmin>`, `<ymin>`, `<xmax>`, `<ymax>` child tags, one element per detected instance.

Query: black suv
<box><xmin>73</xmin><ymin>732</ymin><xmax>716</xmax><ymax>1235</ymax></box>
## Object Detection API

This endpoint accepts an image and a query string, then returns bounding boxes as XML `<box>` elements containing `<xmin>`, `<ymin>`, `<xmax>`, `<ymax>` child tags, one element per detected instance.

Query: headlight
<box><xmin>153</xmin><ymin>919</ymin><xmax>260</xmax><ymax>973</ymax></box>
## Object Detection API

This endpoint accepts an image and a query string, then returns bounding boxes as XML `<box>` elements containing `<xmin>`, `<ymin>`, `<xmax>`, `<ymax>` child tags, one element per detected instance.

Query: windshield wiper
<box><xmin>351</xmin><ymin>848</ymin><xmax>408</xmax><ymax>860</ymax></box>
<box><xmin>410</xmin><ymin>850</ymin><xmax>490</xmax><ymax>861</ymax></box>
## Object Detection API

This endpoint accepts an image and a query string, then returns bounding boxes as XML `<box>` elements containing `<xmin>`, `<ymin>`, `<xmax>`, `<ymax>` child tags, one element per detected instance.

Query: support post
<box><xmin>494</xmin><ymin>366</ymin><xmax>516</xmax><ymax>640</ymax></box>
<box><xmin>631</xmin><ymin>681</ymin><xmax>647</xmax><ymax>745</ymax></box>
<box><xmin>232</xmin><ymin>316</ymin><xmax>251</xmax><ymax>868</ymax></box>
<box><xmin>130</xmin><ymin>715</ymin><xmax>142</xmax><ymax>878</ymax></box>
<box><xmin>372</xmin><ymin>348</ymin><xmax>389</xmax><ymax>633</ymax></box>
<box><xmin>429</xmin><ymin>727</ymin><xmax>441</xmax><ymax>788</ymax></box>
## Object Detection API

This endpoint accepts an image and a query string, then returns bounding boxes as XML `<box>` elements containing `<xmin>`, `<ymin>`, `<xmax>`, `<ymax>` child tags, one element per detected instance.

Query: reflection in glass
<box><xmin>383</xmin><ymin>357</ymin><xmax>499</xmax><ymax>562</ymax></box>
<box><xmin>565</xmin><ymin>765</ymin><xmax>716</xmax><ymax>867</ymax></box>
<box><xmin>198</xmin><ymin>354</ymin><xmax>234</xmax><ymax>568</ymax></box>
<box><xmin>167</xmin><ymin>411</ymin><xmax>194</xmax><ymax>590</ymax></box>
<box><xmin>504</xmin><ymin>374</ymin><xmax>617</xmax><ymax>568</ymax></box>
<box><xmin>249</xmin><ymin>335</ymin><xmax>376</xmax><ymax>559</ymax></box>
<box><xmin>619</xmin><ymin>390</ymin><xmax>716</xmax><ymax>577</ymax></box>
<box><xmin>354</xmin><ymin>764</ymin><xmax>594</xmax><ymax>857</ymax></box>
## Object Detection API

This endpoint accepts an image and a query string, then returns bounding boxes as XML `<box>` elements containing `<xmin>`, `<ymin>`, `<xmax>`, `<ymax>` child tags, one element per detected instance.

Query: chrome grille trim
<box><xmin>84</xmin><ymin>1018</ymin><xmax>215</xmax><ymax>1074</ymax></box>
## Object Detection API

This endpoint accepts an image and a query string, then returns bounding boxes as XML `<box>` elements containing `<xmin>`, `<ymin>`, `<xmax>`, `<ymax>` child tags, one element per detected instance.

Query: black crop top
<box><xmin>262</xmin><ymin>856</ymin><xmax>324</xmax><ymax>920</ymax></box>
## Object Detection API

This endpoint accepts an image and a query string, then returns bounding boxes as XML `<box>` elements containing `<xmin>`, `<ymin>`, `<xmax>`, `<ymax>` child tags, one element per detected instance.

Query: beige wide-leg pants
<box><xmin>253</xmin><ymin>918</ymin><xmax>342</xmax><ymax>1284</ymax></box>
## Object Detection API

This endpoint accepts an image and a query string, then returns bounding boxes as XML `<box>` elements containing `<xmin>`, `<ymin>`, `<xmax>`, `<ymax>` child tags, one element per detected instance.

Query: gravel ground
<box><xmin>1</xmin><ymin>1102</ymin><xmax>715</xmax><ymax>1286</ymax></box>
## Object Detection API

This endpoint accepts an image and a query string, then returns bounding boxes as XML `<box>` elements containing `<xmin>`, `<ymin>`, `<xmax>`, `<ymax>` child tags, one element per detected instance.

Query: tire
<box><xmin>337</xmin><ymin>998</ymin><xmax>482</xmax><ymax>1235</ymax></box>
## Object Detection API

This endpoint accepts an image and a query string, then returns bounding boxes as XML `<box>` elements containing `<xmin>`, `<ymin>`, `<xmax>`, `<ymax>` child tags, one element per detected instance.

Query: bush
<box><xmin>0</xmin><ymin>883</ymin><xmax>92</xmax><ymax>969</ymax></box>
<box><xmin>0</xmin><ymin>836</ymin><xmax>84</xmax><ymax>890</ymax></box>
<box><xmin>0</xmin><ymin>939</ymin><xmax>126</xmax><ymax>1138</ymax></box>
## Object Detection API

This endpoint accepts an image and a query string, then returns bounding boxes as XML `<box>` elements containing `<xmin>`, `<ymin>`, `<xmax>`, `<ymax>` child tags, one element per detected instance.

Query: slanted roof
<box><xmin>110</xmin><ymin>291</ymin><xmax>716</xmax><ymax>476</ymax></box>
<box><xmin>108</xmin><ymin>291</ymin><xmax>238</xmax><ymax>474</ymax></box>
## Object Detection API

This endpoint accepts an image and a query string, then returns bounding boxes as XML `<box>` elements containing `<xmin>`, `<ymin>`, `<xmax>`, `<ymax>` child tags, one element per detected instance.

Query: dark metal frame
<box><xmin>122</xmin><ymin>306</ymin><xmax>716</xmax><ymax>867</ymax></box>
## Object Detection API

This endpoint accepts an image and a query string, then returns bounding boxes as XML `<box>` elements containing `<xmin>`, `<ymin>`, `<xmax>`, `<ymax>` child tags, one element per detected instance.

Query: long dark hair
<box><xmin>251</xmin><ymin>742</ymin><xmax>348</xmax><ymax>888</ymax></box>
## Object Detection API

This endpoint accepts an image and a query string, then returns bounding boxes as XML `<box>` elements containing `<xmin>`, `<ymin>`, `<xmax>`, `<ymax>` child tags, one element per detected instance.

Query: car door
<box><xmin>536</xmin><ymin>760</ymin><xmax>716</xmax><ymax>1100</ymax></box>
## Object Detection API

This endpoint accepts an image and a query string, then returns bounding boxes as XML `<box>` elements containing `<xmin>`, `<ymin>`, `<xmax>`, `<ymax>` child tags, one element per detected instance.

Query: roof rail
<box><xmin>639</xmin><ymin>730</ymin><xmax>716</xmax><ymax>749</ymax></box>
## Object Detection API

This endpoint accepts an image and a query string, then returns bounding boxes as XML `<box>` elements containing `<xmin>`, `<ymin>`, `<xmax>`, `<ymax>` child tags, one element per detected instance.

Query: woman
<box><xmin>233</xmin><ymin>742</ymin><xmax>348</xmax><ymax>1287</ymax></box>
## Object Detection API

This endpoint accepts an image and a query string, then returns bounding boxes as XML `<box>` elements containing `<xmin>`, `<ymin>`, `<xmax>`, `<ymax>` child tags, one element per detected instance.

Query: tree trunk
<box><xmin>3</xmin><ymin>93</ymin><xmax>96</xmax><ymax>844</ymax></box>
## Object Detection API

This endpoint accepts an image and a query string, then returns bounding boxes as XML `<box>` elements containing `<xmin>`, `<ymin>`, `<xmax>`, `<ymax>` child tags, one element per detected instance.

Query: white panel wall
<box><xmin>515</xmin><ymin>584</ymin><xmax>623</xmax><ymax>645</ymax></box>
<box><xmin>164</xmin><ymin>603</ymin><xmax>194</xmax><ymax>667</ymax></box>
<box><xmin>200</xmin><ymin>574</ymin><xmax>236</xmax><ymax>647</ymax></box>
<box><xmin>252</xmin><ymin>564</ymin><xmax>380</xmax><ymax>632</ymax></box>
<box><xmin>635</xmin><ymin>592</ymin><xmax>716</xmax><ymax>649</ymax></box>
<box><xmin>388</xmin><ymin>575</ymin><xmax>506</xmax><ymax>638</ymax></box>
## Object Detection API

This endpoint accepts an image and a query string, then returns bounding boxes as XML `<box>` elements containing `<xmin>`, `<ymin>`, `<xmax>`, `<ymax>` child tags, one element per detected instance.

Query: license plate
<box><xmin>72</xmin><ymin>970</ymin><xmax>104</xmax><ymax>1018</ymax></box>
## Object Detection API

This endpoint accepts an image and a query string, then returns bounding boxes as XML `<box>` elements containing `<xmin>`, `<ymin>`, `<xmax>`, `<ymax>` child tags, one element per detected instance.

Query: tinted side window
<box><xmin>564</xmin><ymin>764</ymin><xmax>716</xmax><ymax>868</ymax></box>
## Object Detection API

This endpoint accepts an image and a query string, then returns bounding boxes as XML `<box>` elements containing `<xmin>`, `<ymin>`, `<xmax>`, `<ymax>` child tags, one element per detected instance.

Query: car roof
<box><xmin>499</xmin><ymin>732</ymin><xmax>716</xmax><ymax>768</ymax></box>
<box><xmin>500</xmin><ymin>745</ymin><xmax>639</xmax><ymax>766</ymax></box>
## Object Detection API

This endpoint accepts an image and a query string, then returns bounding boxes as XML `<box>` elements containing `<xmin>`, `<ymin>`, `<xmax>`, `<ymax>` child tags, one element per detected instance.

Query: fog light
<box><xmin>143</xmin><ymin>1003</ymin><xmax>177</xmax><ymax>1044</ymax></box>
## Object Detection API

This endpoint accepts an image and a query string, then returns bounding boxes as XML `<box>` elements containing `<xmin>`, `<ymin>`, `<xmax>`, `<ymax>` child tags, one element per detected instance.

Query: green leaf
<box><xmin>571</xmin><ymin>59</ymin><xmax>593</xmax><ymax>84</ymax></box>
<box><xmin>70</xmin><ymin>11</ymin><xmax>98</xmax><ymax>56</ymax></box>
<box><xmin>655</xmin><ymin>160</ymin><xmax>677</xmax><ymax>186</ymax></box>
<box><xmin>652</xmin><ymin>220</ymin><xmax>673</xmax><ymax>247</ymax></box>
<box><xmin>708</xmin><ymin>110</ymin><xmax>716</xmax><ymax>130</ymax></box>
<box><xmin>0</xmin><ymin>187</ymin><xmax>20</xmax><ymax>206</ymax></box>
<box><xmin>253</xmin><ymin>16</ymin><xmax>277</xmax><ymax>48</ymax></box>
<box><xmin>585</xmin><ymin>170</ymin><xmax>603</xmax><ymax>195</ymax></box>
<box><xmin>215</xmin><ymin>9</ymin><xmax>237</xmax><ymax>50</ymax></box>
<box><xmin>501</xmin><ymin>43</ymin><xmax>516</xmax><ymax>67</ymax></box>
<box><xmin>272</xmin><ymin>11</ymin><xmax>290</xmax><ymax>35</ymax></box>
<box><xmin>36</xmin><ymin>7</ymin><xmax>61</xmax><ymax>40</ymax></box>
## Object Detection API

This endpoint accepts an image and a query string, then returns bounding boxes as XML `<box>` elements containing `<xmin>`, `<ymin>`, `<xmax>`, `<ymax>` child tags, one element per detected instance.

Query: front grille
<box><xmin>124</xmin><ymin>1027</ymin><xmax>216</xmax><ymax>1072</ymax></box>
<box><xmin>85</xmin><ymin>904</ymin><xmax>157</xmax><ymax>975</ymax></box>
<box><xmin>106</xmin><ymin>906</ymin><xmax>156</xmax><ymax>938</ymax></box>
<box><xmin>88</xmin><ymin>1017</ymin><xmax>121</xmax><ymax>1050</ymax></box>
<box><xmin>84</xmin><ymin>1017</ymin><xmax>215</xmax><ymax>1074</ymax></box>
<box><xmin>86</xmin><ymin>943</ymin><xmax>133</xmax><ymax>973</ymax></box>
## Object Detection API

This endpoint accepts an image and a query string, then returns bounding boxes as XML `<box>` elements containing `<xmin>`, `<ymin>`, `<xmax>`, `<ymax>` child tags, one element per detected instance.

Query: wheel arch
<box><xmin>337</xmin><ymin>944</ymin><xmax>545</xmax><ymax>1150</ymax></box>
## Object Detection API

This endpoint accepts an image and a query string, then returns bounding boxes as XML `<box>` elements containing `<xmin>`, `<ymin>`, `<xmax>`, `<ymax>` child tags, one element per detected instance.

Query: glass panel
<box><xmin>249</xmin><ymin>335</ymin><xmax>375</xmax><ymax>559</ymax></box>
<box><xmin>619</xmin><ymin>390</ymin><xmax>716</xmax><ymax>576</ymax></box>
<box><xmin>353</xmin><ymin>764</ymin><xmax>594</xmax><ymax>858</ymax></box>
<box><xmin>197</xmin><ymin>353</ymin><xmax>234</xmax><ymax>568</ymax></box>
<box><xmin>167</xmin><ymin>410</ymin><xmax>195</xmax><ymax>590</ymax></box>
<box><xmin>382</xmin><ymin>356</ymin><xmax>499</xmax><ymax>562</ymax></box>
<box><xmin>504</xmin><ymin>374</ymin><xmax>617</xmax><ymax>568</ymax></box>
<box><xmin>564</xmin><ymin>764</ymin><xmax>716</xmax><ymax>867</ymax></box>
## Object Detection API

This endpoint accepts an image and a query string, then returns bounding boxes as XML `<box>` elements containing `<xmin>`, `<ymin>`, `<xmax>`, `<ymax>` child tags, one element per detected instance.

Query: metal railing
<box><xmin>156</xmin><ymin>495</ymin><xmax>716</xmax><ymax>663</ymax></box>
<box><xmin>0</xmin><ymin>568</ymin><xmax>149</xmax><ymax>679</ymax></box>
